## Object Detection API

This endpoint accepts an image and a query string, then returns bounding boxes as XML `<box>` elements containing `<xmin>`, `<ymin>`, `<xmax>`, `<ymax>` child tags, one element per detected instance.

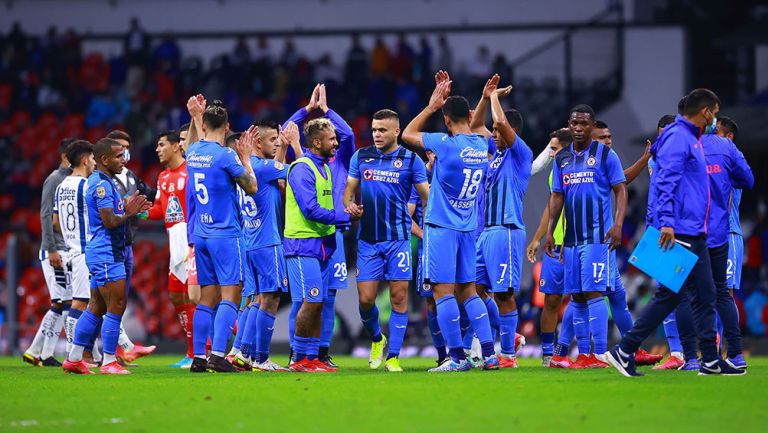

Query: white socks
<box><xmin>118</xmin><ymin>324</ymin><xmax>134</xmax><ymax>352</ymax></box>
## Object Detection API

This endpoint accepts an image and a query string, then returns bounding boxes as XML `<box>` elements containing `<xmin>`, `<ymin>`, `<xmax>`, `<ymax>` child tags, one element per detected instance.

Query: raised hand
<box><xmin>435</xmin><ymin>70</ymin><xmax>450</xmax><ymax>85</ymax></box>
<box><xmin>281</xmin><ymin>121</ymin><xmax>300</xmax><ymax>147</ymax></box>
<box><xmin>482</xmin><ymin>74</ymin><xmax>500</xmax><ymax>99</ymax></box>
<box><xmin>186</xmin><ymin>95</ymin><xmax>205</xmax><ymax>118</ymax></box>
<box><xmin>428</xmin><ymin>80</ymin><xmax>451</xmax><ymax>111</ymax></box>
<box><xmin>236</xmin><ymin>125</ymin><xmax>259</xmax><ymax>162</ymax></box>
<box><xmin>494</xmin><ymin>85</ymin><xmax>513</xmax><ymax>98</ymax></box>
<box><xmin>318</xmin><ymin>83</ymin><xmax>329</xmax><ymax>113</ymax></box>
<box><xmin>306</xmin><ymin>84</ymin><xmax>320</xmax><ymax>112</ymax></box>
<box><xmin>124</xmin><ymin>191</ymin><xmax>149</xmax><ymax>217</ymax></box>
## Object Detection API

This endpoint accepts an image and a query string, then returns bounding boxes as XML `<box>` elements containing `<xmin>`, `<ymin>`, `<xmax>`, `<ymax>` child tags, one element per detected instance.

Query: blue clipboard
<box><xmin>628</xmin><ymin>226</ymin><xmax>698</xmax><ymax>293</ymax></box>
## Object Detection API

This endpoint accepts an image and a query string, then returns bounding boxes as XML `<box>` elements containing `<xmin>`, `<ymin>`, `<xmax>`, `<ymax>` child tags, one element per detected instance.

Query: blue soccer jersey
<box><xmin>85</xmin><ymin>170</ymin><xmax>125</xmax><ymax>264</ymax></box>
<box><xmin>729</xmin><ymin>188</ymin><xmax>743</xmax><ymax>236</ymax></box>
<box><xmin>422</xmin><ymin>133</ymin><xmax>488</xmax><ymax>231</ymax></box>
<box><xmin>409</xmin><ymin>187</ymin><xmax>423</xmax><ymax>227</ymax></box>
<box><xmin>240</xmin><ymin>156</ymin><xmax>288</xmax><ymax>250</ymax></box>
<box><xmin>185</xmin><ymin>140</ymin><xmax>246</xmax><ymax>239</ymax></box>
<box><xmin>484</xmin><ymin>136</ymin><xmax>533</xmax><ymax>229</ymax></box>
<box><xmin>551</xmin><ymin>141</ymin><xmax>625</xmax><ymax>246</ymax></box>
<box><xmin>348</xmin><ymin>145</ymin><xmax>427</xmax><ymax>242</ymax></box>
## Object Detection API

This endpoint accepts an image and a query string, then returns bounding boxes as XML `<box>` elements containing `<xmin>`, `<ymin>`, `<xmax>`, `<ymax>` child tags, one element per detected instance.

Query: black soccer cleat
<box><xmin>698</xmin><ymin>359</ymin><xmax>746</xmax><ymax>376</ymax></box>
<box><xmin>320</xmin><ymin>354</ymin><xmax>338</xmax><ymax>369</ymax></box>
<box><xmin>41</xmin><ymin>357</ymin><xmax>63</xmax><ymax>367</ymax></box>
<box><xmin>606</xmin><ymin>345</ymin><xmax>644</xmax><ymax>377</ymax></box>
<box><xmin>190</xmin><ymin>357</ymin><xmax>209</xmax><ymax>373</ymax></box>
<box><xmin>206</xmin><ymin>354</ymin><xmax>241</xmax><ymax>373</ymax></box>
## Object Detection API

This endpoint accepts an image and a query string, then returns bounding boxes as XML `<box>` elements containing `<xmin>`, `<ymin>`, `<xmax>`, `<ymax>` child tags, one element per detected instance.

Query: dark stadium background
<box><xmin>1</xmin><ymin>0</ymin><xmax>767</xmax><ymax>356</ymax></box>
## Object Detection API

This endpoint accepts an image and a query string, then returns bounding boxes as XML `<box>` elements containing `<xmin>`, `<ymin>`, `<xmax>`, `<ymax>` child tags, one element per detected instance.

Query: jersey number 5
<box><xmin>194</xmin><ymin>173</ymin><xmax>209</xmax><ymax>205</ymax></box>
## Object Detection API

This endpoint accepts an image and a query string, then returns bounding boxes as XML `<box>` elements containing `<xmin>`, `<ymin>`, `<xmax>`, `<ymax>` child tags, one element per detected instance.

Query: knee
<box><xmin>108</xmin><ymin>296</ymin><xmax>127</xmax><ymax>314</ymax></box>
<box><xmin>544</xmin><ymin>296</ymin><xmax>561</xmax><ymax>311</ymax></box>
<box><xmin>187</xmin><ymin>286</ymin><xmax>201</xmax><ymax>304</ymax></box>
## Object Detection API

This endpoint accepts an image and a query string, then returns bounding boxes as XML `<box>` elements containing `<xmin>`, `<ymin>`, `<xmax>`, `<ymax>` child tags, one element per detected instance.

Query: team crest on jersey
<box><xmin>283</xmin><ymin>277</ymin><xmax>288</xmax><ymax>287</ymax></box>
<box><xmin>587</xmin><ymin>157</ymin><xmax>597</xmax><ymax>167</ymax></box>
<box><xmin>540</xmin><ymin>278</ymin><xmax>546</xmax><ymax>288</ymax></box>
<box><xmin>393</xmin><ymin>159</ymin><xmax>403</xmax><ymax>168</ymax></box>
<box><xmin>562</xmin><ymin>174</ymin><xmax>571</xmax><ymax>186</ymax></box>
<box><xmin>309</xmin><ymin>287</ymin><xmax>320</xmax><ymax>297</ymax></box>
<box><xmin>274</xmin><ymin>162</ymin><xmax>285</xmax><ymax>170</ymax></box>
<box><xmin>96</xmin><ymin>186</ymin><xmax>106</xmax><ymax>198</ymax></box>
<box><xmin>166</xmin><ymin>196</ymin><xmax>184</xmax><ymax>222</ymax></box>
<box><xmin>422</xmin><ymin>283</ymin><xmax>432</xmax><ymax>292</ymax></box>
<box><xmin>363</xmin><ymin>169</ymin><xmax>374</xmax><ymax>180</ymax></box>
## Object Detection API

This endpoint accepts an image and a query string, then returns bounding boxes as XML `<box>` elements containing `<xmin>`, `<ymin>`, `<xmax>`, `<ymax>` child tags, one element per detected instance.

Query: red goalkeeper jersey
<box><xmin>147</xmin><ymin>161</ymin><xmax>188</xmax><ymax>228</ymax></box>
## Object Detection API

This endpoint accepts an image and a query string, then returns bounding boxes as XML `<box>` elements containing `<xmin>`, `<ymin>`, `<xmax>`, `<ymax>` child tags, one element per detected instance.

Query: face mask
<box><xmin>704</xmin><ymin>115</ymin><xmax>717</xmax><ymax>134</ymax></box>
<box><xmin>123</xmin><ymin>148</ymin><xmax>131</xmax><ymax>162</ymax></box>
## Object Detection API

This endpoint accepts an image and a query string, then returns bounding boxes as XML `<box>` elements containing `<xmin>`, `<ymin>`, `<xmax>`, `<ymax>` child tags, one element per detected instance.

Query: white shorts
<box><xmin>41</xmin><ymin>250</ymin><xmax>70</xmax><ymax>302</ymax></box>
<box><xmin>64</xmin><ymin>252</ymin><xmax>91</xmax><ymax>301</ymax></box>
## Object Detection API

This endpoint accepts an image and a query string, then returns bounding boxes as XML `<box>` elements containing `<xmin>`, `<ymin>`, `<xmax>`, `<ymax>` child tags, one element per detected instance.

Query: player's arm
<box><xmin>402</xmin><ymin>71</ymin><xmax>451</xmax><ymax>150</ymax></box>
<box><xmin>607</xmin><ymin>182</ymin><xmax>628</xmax><ymax>250</ymax></box>
<box><xmin>414</xmin><ymin>180</ymin><xmax>429</xmax><ymax>218</ymax></box>
<box><xmin>526</xmin><ymin>205</ymin><xmax>550</xmax><ymax>263</ymax></box>
<box><xmin>470</xmin><ymin>75</ymin><xmax>500</xmax><ymax>140</ymax></box>
<box><xmin>343</xmin><ymin>151</ymin><xmax>363</xmax><ymax>219</ymax></box>
<box><xmin>41</xmin><ymin>178</ymin><xmax>63</xmax><ymax>268</ymax></box>
<box><xmin>186</xmin><ymin>95</ymin><xmax>206</xmax><ymax>146</ymax></box>
<box><xmin>531</xmin><ymin>147</ymin><xmax>553</xmax><ymax>176</ymax></box>
<box><xmin>489</xmin><ymin>86</ymin><xmax>517</xmax><ymax>145</ymax></box>
<box><xmin>654</xmin><ymin>134</ymin><xmax>685</xmax><ymax>250</ymax></box>
<box><xmin>320</xmin><ymin>85</ymin><xmax>356</xmax><ymax>169</ymax></box>
<box><xmin>283</xmin><ymin>97</ymin><xmax>312</xmax><ymax>161</ymax></box>
<box><xmin>544</xmin><ymin>192</ymin><xmax>564</xmax><ymax>258</ymax></box>
<box><xmin>100</xmin><ymin>191</ymin><xmax>150</xmax><ymax>229</ymax></box>
<box><xmin>289</xmin><ymin>164</ymin><xmax>350</xmax><ymax>225</ymax></box>
<box><xmin>53</xmin><ymin>213</ymin><xmax>61</xmax><ymax>234</ymax></box>
<box><xmin>145</xmin><ymin>180</ymin><xmax>165</xmax><ymax>220</ymax></box>
<box><xmin>729</xmin><ymin>147</ymin><xmax>754</xmax><ymax>190</ymax></box>
<box><xmin>408</xmin><ymin>202</ymin><xmax>423</xmax><ymax>239</ymax></box>
<box><xmin>623</xmin><ymin>140</ymin><xmax>652</xmax><ymax>185</ymax></box>
<box><xmin>231</xmin><ymin>126</ymin><xmax>259</xmax><ymax>195</ymax></box>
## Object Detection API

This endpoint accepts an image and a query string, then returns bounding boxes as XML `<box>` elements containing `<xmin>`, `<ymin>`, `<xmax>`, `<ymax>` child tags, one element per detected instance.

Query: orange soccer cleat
<box><xmin>498</xmin><ymin>355</ymin><xmax>519</xmax><ymax>369</ymax></box>
<box><xmin>99</xmin><ymin>361</ymin><xmax>131</xmax><ymax>375</ymax></box>
<box><xmin>653</xmin><ymin>354</ymin><xmax>685</xmax><ymax>370</ymax></box>
<box><xmin>549</xmin><ymin>355</ymin><xmax>574</xmax><ymax>368</ymax></box>
<box><xmin>117</xmin><ymin>344</ymin><xmax>157</xmax><ymax>363</ymax></box>
<box><xmin>635</xmin><ymin>348</ymin><xmax>663</xmax><ymax>366</ymax></box>
<box><xmin>62</xmin><ymin>359</ymin><xmax>95</xmax><ymax>375</ymax></box>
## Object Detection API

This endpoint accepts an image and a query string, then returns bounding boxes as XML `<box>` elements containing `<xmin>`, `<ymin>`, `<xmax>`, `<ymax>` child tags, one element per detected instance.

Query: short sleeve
<box><xmin>412</xmin><ymin>155</ymin><xmax>427</xmax><ymax>184</ymax></box>
<box><xmin>222</xmin><ymin>148</ymin><xmax>246</xmax><ymax>179</ymax></box>
<box><xmin>605</xmin><ymin>149</ymin><xmax>627</xmax><ymax>186</ymax></box>
<box><xmin>93</xmin><ymin>181</ymin><xmax>115</xmax><ymax>210</ymax></box>
<box><xmin>422</xmin><ymin>133</ymin><xmax>449</xmax><ymax>157</ymax></box>
<box><xmin>487</xmin><ymin>136</ymin><xmax>497</xmax><ymax>155</ymax></box>
<box><xmin>551</xmin><ymin>162</ymin><xmax>563</xmax><ymax>193</ymax></box>
<box><xmin>264</xmin><ymin>159</ymin><xmax>288</xmax><ymax>183</ymax></box>
<box><xmin>348</xmin><ymin>151</ymin><xmax>361</xmax><ymax>179</ymax></box>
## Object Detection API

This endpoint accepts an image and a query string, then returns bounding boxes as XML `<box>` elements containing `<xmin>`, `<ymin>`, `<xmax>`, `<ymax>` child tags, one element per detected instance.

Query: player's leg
<box><xmin>475</xmin><ymin>231</ymin><xmax>500</xmax><ymax>339</ymax></box>
<box><xmin>674</xmin><ymin>291</ymin><xmax>700</xmax><ymax>369</ymax></box>
<box><xmin>116</xmin><ymin>246</ymin><xmax>155</xmax><ymax>363</ymax></box>
<box><xmin>63</xmin><ymin>279</ymin><xmax>106</xmax><ymax>374</ymax></box>
<box><xmin>229</xmin><ymin>295</ymin><xmax>252</xmax><ymax>361</ymax></box>
<box><xmin>582</xmin><ymin>245</ymin><xmax>610</xmax><ymax>366</ymax></box>
<box><xmin>725</xmin><ymin>233</ymin><xmax>746</xmax><ymax>368</ymax></box>
<box><xmin>552</xmin><ymin>299</ymin><xmax>575</xmax><ymax>368</ymax></box>
<box><xmin>187</xmin><ymin>246</ymin><xmax>201</xmax><ymax>304</ymax></box>
<box><xmin>25</xmin><ymin>254</ymin><xmax>67</xmax><ymax>366</ymax></box>
<box><xmin>95</xmin><ymin>262</ymin><xmax>131</xmax><ymax>374</ymax></box>
<box><xmin>189</xmin><ymin>238</ymin><xmax>217</xmax><ymax>371</ymax></box>
<box><xmin>288</xmin><ymin>257</ymin><xmax>332</xmax><ymax>372</ymax></box>
<box><xmin>382</xmin><ymin>239</ymin><xmax>412</xmax><ymax>371</ymax></box>
<box><xmin>606</xmin><ymin>253</ymin><xmax>633</xmax><ymax>337</ymax></box>
<box><xmin>417</xmin><ymin>240</ymin><xmax>446</xmax><ymax>364</ymax></box>
<box><xmin>564</xmin><ymin>247</ymin><xmax>591</xmax><ymax>368</ymax></box>
<box><xmin>356</xmin><ymin>240</ymin><xmax>385</xmax><ymax>369</ymax></box>
<box><xmin>251</xmin><ymin>245</ymin><xmax>288</xmax><ymax>370</ymax></box>
<box><xmin>710</xmin><ymin>244</ymin><xmax>744</xmax><ymax>368</ymax></box>
<box><xmin>167</xmin><ymin>274</ymin><xmax>194</xmax><ymax>367</ymax></box>
<box><xmin>65</xmin><ymin>254</ymin><xmax>90</xmax><ymax>355</ymax></box>
<box><xmin>654</xmin><ymin>309</ymin><xmax>685</xmax><ymax>370</ymax></box>
<box><xmin>320</xmin><ymin>230</ymin><xmax>348</xmax><ymax>362</ymax></box>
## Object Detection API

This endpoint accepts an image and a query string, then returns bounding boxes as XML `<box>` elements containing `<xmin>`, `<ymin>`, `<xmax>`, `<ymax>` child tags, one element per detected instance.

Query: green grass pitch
<box><xmin>1</xmin><ymin>355</ymin><xmax>766</xmax><ymax>432</ymax></box>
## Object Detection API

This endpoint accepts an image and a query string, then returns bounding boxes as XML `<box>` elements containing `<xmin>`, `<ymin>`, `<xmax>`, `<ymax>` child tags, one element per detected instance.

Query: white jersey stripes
<box><xmin>54</xmin><ymin>176</ymin><xmax>90</xmax><ymax>255</ymax></box>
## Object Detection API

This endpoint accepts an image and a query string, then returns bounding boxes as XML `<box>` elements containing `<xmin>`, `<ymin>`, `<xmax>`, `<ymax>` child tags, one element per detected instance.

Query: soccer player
<box><xmin>233</xmin><ymin>121</ymin><xmax>295</xmax><ymax>371</ymax></box>
<box><xmin>344</xmin><ymin>109</ymin><xmax>429</xmax><ymax>372</ymax></box>
<box><xmin>606</xmin><ymin>88</ymin><xmax>744</xmax><ymax>377</ymax></box>
<box><xmin>544</xmin><ymin>104</ymin><xmax>628</xmax><ymax>369</ymax></box>
<box><xmin>24</xmin><ymin>138</ymin><xmax>74</xmax><ymax>367</ymax></box>
<box><xmin>105</xmin><ymin>130</ymin><xmax>157</xmax><ymax>363</ymax></box>
<box><xmin>702</xmin><ymin>117</ymin><xmax>753</xmax><ymax>370</ymax></box>
<box><xmin>284</xmin><ymin>84</ymin><xmax>355</xmax><ymax>366</ymax></box>
<box><xmin>401</xmin><ymin>70</ymin><xmax>497</xmax><ymax>371</ymax></box>
<box><xmin>285</xmin><ymin>118</ymin><xmax>351</xmax><ymax>373</ymax></box>
<box><xmin>469</xmin><ymin>75</ymin><xmax>532</xmax><ymax>368</ymax></box>
<box><xmin>62</xmin><ymin>138</ymin><xmax>150</xmax><ymax>374</ymax></box>
<box><xmin>53</xmin><ymin>140</ymin><xmax>94</xmax><ymax>365</ymax></box>
<box><xmin>144</xmin><ymin>130</ymin><xmax>195</xmax><ymax>368</ymax></box>
<box><xmin>185</xmin><ymin>101</ymin><xmax>259</xmax><ymax>373</ymax></box>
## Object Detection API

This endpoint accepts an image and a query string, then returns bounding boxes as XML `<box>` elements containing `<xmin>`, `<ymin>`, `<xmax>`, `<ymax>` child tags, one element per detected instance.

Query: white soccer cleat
<box><xmin>255</xmin><ymin>358</ymin><xmax>288</xmax><ymax>372</ymax></box>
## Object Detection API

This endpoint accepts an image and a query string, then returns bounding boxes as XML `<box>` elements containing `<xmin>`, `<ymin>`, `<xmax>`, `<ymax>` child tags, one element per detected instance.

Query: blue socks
<box><xmin>294</xmin><ymin>336</ymin><xmax>309</xmax><ymax>361</ymax></box>
<box><xmin>387</xmin><ymin>310</ymin><xmax>409</xmax><ymax>359</ymax></box>
<box><xmin>499</xmin><ymin>310</ymin><xmax>519</xmax><ymax>356</ymax></box>
<box><xmin>72</xmin><ymin>309</ymin><xmax>100</xmax><ymax>348</ymax></box>
<box><xmin>193</xmin><ymin>304</ymin><xmax>214</xmax><ymax>357</ymax></box>
<box><xmin>572</xmin><ymin>301</ymin><xmax>590</xmax><ymax>355</ymax></box>
<box><xmin>288</xmin><ymin>301</ymin><xmax>302</xmax><ymax>351</ymax></box>
<box><xmin>607</xmin><ymin>288</ymin><xmax>633</xmax><ymax>337</ymax></box>
<box><xmin>483</xmin><ymin>296</ymin><xmax>500</xmax><ymax>337</ymax></box>
<box><xmin>240</xmin><ymin>304</ymin><xmax>259</xmax><ymax>358</ymax></box>
<box><xmin>232</xmin><ymin>306</ymin><xmax>250</xmax><ymax>351</ymax></box>
<box><xmin>426</xmin><ymin>309</ymin><xmax>446</xmax><ymax>357</ymax></box>
<box><xmin>359</xmin><ymin>305</ymin><xmax>382</xmax><ymax>342</ymax></box>
<box><xmin>587</xmin><ymin>297</ymin><xmax>609</xmax><ymax>354</ymax></box>
<box><xmin>321</xmin><ymin>290</ymin><xmax>336</xmax><ymax>349</ymax></box>
<box><xmin>463</xmin><ymin>295</ymin><xmax>494</xmax><ymax>358</ymax></box>
<box><xmin>101</xmin><ymin>312</ymin><xmax>122</xmax><ymax>356</ymax></box>
<box><xmin>662</xmin><ymin>311</ymin><xmax>682</xmax><ymax>354</ymax></box>
<box><xmin>255</xmin><ymin>310</ymin><xmax>276</xmax><ymax>363</ymax></box>
<box><xmin>435</xmin><ymin>295</ymin><xmax>463</xmax><ymax>362</ymax></box>
<box><xmin>554</xmin><ymin>302</ymin><xmax>574</xmax><ymax>357</ymax></box>
<box><xmin>459</xmin><ymin>304</ymin><xmax>473</xmax><ymax>350</ymax></box>
<box><xmin>212</xmin><ymin>300</ymin><xmax>238</xmax><ymax>356</ymax></box>
<box><xmin>542</xmin><ymin>332</ymin><xmax>555</xmax><ymax>357</ymax></box>
<box><xmin>307</xmin><ymin>337</ymin><xmax>319</xmax><ymax>360</ymax></box>
<box><xmin>208</xmin><ymin>304</ymin><xmax>219</xmax><ymax>345</ymax></box>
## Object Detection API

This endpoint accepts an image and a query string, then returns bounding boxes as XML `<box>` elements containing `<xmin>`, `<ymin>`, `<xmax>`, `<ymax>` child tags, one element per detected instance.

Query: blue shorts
<box><xmin>539</xmin><ymin>246</ymin><xmax>565</xmax><ymax>295</ymax></box>
<box><xmin>727</xmin><ymin>233</ymin><xmax>743</xmax><ymax>289</ymax></box>
<box><xmin>88</xmin><ymin>262</ymin><xmax>127</xmax><ymax>289</ymax></box>
<box><xmin>475</xmin><ymin>226</ymin><xmax>525</xmax><ymax>293</ymax></box>
<box><xmin>329</xmin><ymin>230</ymin><xmax>348</xmax><ymax>290</ymax></box>
<box><xmin>423</xmin><ymin>224</ymin><xmax>475</xmax><ymax>284</ymax></box>
<box><xmin>287</xmin><ymin>256</ymin><xmax>330</xmax><ymax>303</ymax></box>
<box><xmin>606</xmin><ymin>250</ymin><xmax>624</xmax><ymax>292</ymax></box>
<box><xmin>195</xmin><ymin>237</ymin><xmax>244</xmax><ymax>287</ymax></box>
<box><xmin>357</xmin><ymin>239</ymin><xmax>412</xmax><ymax>281</ymax></box>
<box><xmin>247</xmin><ymin>245</ymin><xmax>289</xmax><ymax>295</ymax></box>
<box><xmin>416</xmin><ymin>239</ymin><xmax>433</xmax><ymax>297</ymax></box>
<box><xmin>563</xmin><ymin>244</ymin><xmax>610</xmax><ymax>294</ymax></box>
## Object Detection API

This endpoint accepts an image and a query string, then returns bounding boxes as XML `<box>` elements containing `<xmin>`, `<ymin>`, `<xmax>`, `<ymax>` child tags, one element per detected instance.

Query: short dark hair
<box><xmin>179</xmin><ymin>123</ymin><xmax>191</xmax><ymax>134</ymax></box>
<box><xmin>683</xmin><ymin>88</ymin><xmax>720</xmax><ymax>117</ymax></box>
<box><xmin>441</xmin><ymin>96</ymin><xmax>470</xmax><ymax>122</ymax></box>
<box><xmin>373</xmin><ymin>109</ymin><xmax>399</xmax><ymax>121</ymax></box>
<box><xmin>58</xmin><ymin>137</ymin><xmax>76</xmax><ymax>155</ymax></box>
<box><xmin>225</xmin><ymin>132</ymin><xmax>241</xmax><ymax>149</ymax></box>
<box><xmin>106</xmin><ymin>130</ymin><xmax>132</xmax><ymax>145</ymax></box>
<box><xmin>569</xmin><ymin>104</ymin><xmax>595</xmax><ymax>119</ymax></box>
<box><xmin>504</xmin><ymin>109</ymin><xmax>523</xmax><ymax>133</ymax></box>
<box><xmin>677</xmin><ymin>97</ymin><xmax>687</xmax><ymax>115</ymax></box>
<box><xmin>657</xmin><ymin>114</ymin><xmax>676</xmax><ymax>130</ymax></box>
<box><xmin>594</xmin><ymin>120</ymin><xmax>609</xmax><ymax>129</ymax></box>
<box><xmin>203</xmin><ymin>100</ymin><xmax>228</xmax><ymax>130</ymax></box>
<box><xmin>65</xmin><ymin>140</ymin><xmax>93</xmax><ymax>168</ymax></box>
<box><xmin>93</xmin><ymin>138</ymin><xmax>121</xmax><ymax>161</ymax></box>
<box><xmin>717</xmin><ymin>115</ymin><xmax>739</xmax><ymax>141</ymax></box>
<box><xmin>550</xmin><ymin>128</ymin><xmax>572</xmax><ymax>145</ymax></box>
<box><xmin>158</xmin><ymin>130</ymin><xmax>180</xmax><ymax>144</ymax></box>
<box><xmin>253</xmin><ymin>119</ymin><xmax>279</xmax><ymax>133</ymax></box>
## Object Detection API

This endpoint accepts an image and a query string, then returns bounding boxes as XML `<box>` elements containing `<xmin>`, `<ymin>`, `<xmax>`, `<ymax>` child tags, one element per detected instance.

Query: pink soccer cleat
<box><xmin>63</xmin><ymin>359</ymin><xmax>95</xmax><ymax>375</ymax></box>
<box><xmin>99</xmin><ymin>361</ymin><xmax>132</xmax><ymax>375</ymax></box>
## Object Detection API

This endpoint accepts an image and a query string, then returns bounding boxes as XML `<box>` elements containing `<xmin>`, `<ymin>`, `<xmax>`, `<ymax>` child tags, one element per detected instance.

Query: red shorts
<box><xmin>168</xmin><ymin>272</ymin><xmax>187</xmax><ymax>294</ymax></box>
<box><xmin>187</xmin><ymin>246</ymin><xmax>198</xmax><ymax>286</ymax></box>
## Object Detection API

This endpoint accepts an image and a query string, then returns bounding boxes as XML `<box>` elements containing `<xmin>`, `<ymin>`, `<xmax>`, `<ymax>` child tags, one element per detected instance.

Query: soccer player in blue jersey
<box><xmin>233</xmin><ymin>121</ymin><xmax>296</xmax><ymax>371</ymax></box>
<box><xmin>469</xmin><ymin>75</ymin><xmax>532</xmax><ymax>368</ymax></box>
<box><xmin>284</xmin><ymin>84</ymin><xmax>354</xmax><ymax>366</ymax></box>
<box><xmin>717</xmin><ymin>117</ymin><xmax>747</xmax><ymax>297</ymax></box>
<box><xmin>402</xmin><ymin>70</ymin><xmax>497</xmax><ymax>371</ymax></box>
<box><xmin>185</xmin><ymin>101</ymin><xmax>259</xmax><ymax>373</ymax></box>
<box><xmin>544</xmin><ymin>104</ymin><xmax>628</xmax><ymax>369</ymax></box>
<box><xmin>63</xmin><ymin>138</ymin><xmax>150</xmax><ymax>375</ymax></box>
<box><xmin>344</xmin><ymin>109</ymin><xmax>429</xmax><ymax>372</ymax></box>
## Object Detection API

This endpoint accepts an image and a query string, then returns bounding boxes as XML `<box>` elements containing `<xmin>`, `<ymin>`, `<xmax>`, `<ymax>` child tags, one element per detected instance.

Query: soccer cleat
<box><xmin>83</xmin><ymin>352</ymin><xmax>99</xmax><ymax>368</ymax></box>
<box><xmin>679</xmin><ymin>359</ymin><xmax>700</xmax><ymax>371</ymax></box>
<box><xmin>567</xmin><ymin>354</ymin><xmax>592</xmax><ymax>369</ymax></box>
<box><xmin>22</xmin><ymin>352</ymin><xmax>42</xmax><ymax>367</ymax></box>
<box><xmin>319</xmin><ymin>354</ymin><xmax>338</xmax><ymax>369</ymax></box>
<box><xmin>587</xmin><ymin>354</ymin><xmax>610</xmax><ymax>368</ymax></box>
<box><xmin>117</xmin><ymin>344</ymin><xmax>157</xmax><ymax>363</ymax></box>
<box><xmin>311</xmin><ymin>359</ymin><xmax>338</xmax><ymax>373</ymax></box>
<box><xmin>726</xmin><ymin>354</ymin><xmax>747</xmax><ymax>370</ymax></box>
<box><xmin>231</xmin><ymin>353</ymin><xmax>252</xmax><ymax>370</ymax></box>
<box><xmin>653</xmin><ymin>354</ymin><xmax>685</xmax><ymax>370</ymax></box>
<box><xmin>606</xmin><ymin>346</ymin><xmax>644</xmax><ymax>377</ymax></box>
<box><xmin>635</xmin><ymin>348</ymin><xmax>663</xmax><ymax>366</ymax></box>
<box><xmin>384</xmin><ymin>356</ymin><xmax>403</xmax><ymax>372</ymax></box>
<box><xmin>190</xmin><ymin>357</ymin><xmax>209</xmax><ymax>373</ymax></box>
<box><xmin>288</xmin><ymin>358</ymin><xmax>314</xmax><ymax>372</ymax></box>
<box><xmin>515</xmin><ymin>333</ymin><xmax>526</xmax><ymax>354</ymax></box>
<box><xmin>99</xmin><ymin>361</ymin><xmax>131</xmax><ymax>375</ymax></box>
<box><xmin>549</xmin><ymin>355</ymin><xmax>574</xmax><ymax>368</ymax></box>
<box><xmin>170</xmin><ymin>356</ymin><xmax>194</xmax><ymax>369</ymax></box>
<box><xmin>206</xmin><ymin>354</ymin><xmax>241</xmax><ymax>373</ymax></box>
<box><xmin>482</xmin><ymin>355</ymin><xmax>500</xmax><ymax>370</ymax></box>
<box><xmin>541</xmin><ymin>355</ymin><xmax>552</xmax><ymax>368</ymax></box>
<box><xmin>499</xmin><ymin>355</ymin><xmax>519</xmax><ymax>369</ymax></box>
<box><xmin>369</xmin><ymin>334</ymin><xmax>387</xmax><ymax>369</ymax></box>
<box><xmin>254</xmin><ymin>358</ymin><xmax>288</xmax><ymax>372</ymax></box>
<box><xmin>62</xmin><ymin>359</ymin><xmax>95</xmax><ymax>374</ymax></box>
<box><xmin>698</xmin><ymin>359</ymin><xmax>746</xmax><ymax>376</ymax></box>
<box><xmin>41</xmin><ymin>357</ymin><xmax>63</xmax><ymax>367</ymax></box>
<box><xmin>428</xmin><ymin>358</ymin><xmax>470</xmax><ymax>372</ymax></box>
<box><xmin>225</xmin><ymin>353</ymin><xmax>237</xmax><ymax>364</ymax></box>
